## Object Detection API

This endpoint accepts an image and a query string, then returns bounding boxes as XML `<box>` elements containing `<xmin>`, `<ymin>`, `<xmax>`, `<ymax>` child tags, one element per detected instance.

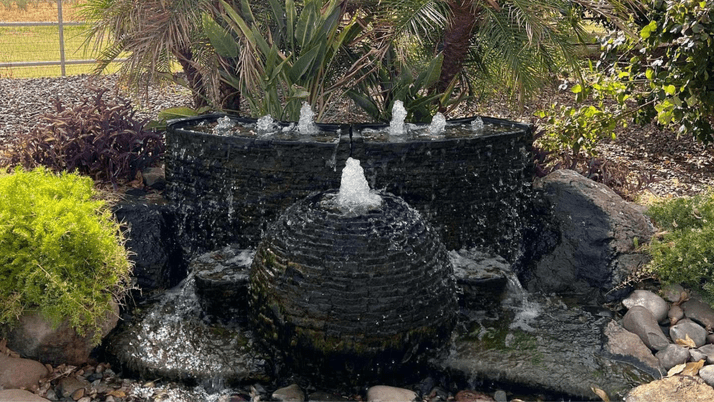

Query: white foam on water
<box><xmin>389</xmin><ymin>100</ymin><xmax>407</xmax><ymax>136</ymax></box>
<box><xmin>336</xmin><ymin>157</ymin><xmax>382</xmax><ymax>211</ymax></box>
<box><xmin>298</xmin><ymin>102</ymin><xmax>319</xmax><ymax>134</ymax></box>
<box><xmin>470</xmin><ymin>117</ymin><xmax>484</xmax><ymax>132</ymax></box>
<box><xmin>212</xmin><ymin>116</ymin><xmax>235</xmax><ymax>135</ymax></box>
<box><xmin>429</xmin><ymin>112</ymin><xmax>447</xmax><ymax>135</ymax></box>
<box><xmin>256</xmin><ymin>115</ymin><xmax>277</xmax><ymax>134</ymax></box>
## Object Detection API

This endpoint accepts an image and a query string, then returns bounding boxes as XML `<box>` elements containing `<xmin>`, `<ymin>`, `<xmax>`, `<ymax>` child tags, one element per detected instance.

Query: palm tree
<box><xmin>79</xmin><ymin>0</ymin><xmax>239</xmax><ymax>109</ymax></box>
<box><xmin>357</xmin><ymin>0</ymin><xmax>639</xmax><ymax>108</ymax></box>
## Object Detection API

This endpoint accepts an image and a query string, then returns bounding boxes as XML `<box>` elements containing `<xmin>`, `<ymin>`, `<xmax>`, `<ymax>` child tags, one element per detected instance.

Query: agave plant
<box><xmin>204</xmin><ymin>0</ymin><xmax>363</xmax><ymax>121</ymax></box>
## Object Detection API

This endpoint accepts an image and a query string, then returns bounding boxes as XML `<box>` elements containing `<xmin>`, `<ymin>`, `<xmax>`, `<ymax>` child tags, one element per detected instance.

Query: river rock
<box><xmin>0</xmin><ymin>354</ymin><xmax>49</xmax><ymax>390</ymax></box>
<box><xmin>56</xmin><ymin>376</ymin><xmax>89</xmax><ymax>399</ymax></box>
<box><xmin>366</xmin><ymin>386</ymin><xmax>416</xmax><ymax>402</ymax></box>
<box><xmin>669</xmin><ymin>318</ymin><xmax>707</xmax><ymax>347</ymax></box>
<box><xmin>527</xmin><ymin>170</ymin><xmax>654</xmax><ymax>301</ymax></box>
<box><xmin>681</xmin><ymin>298</ymin><xmax>714</xmax><ymax>331</ymax></box>
<box><xmin>272</xmin><ymin>384</ymin><xmax>305</xmax><ymax>402</ymax></box>
<box><xmin>655</xmin><ymin>344</ymin><xmax>689</xmax><ymax>370</ymax></box>
<box><xmin>625</xmin><ymin>375</ymin><xmax>714</xmax><ymax>401</ymax></box>
<box><xmin>604</xmin><ymin>320</ymin><xmax>661</xmax><ymax>373</ymax></box>
<box><xmin>668</xmin><ymin>304</ymin><xmax>684</xmax><ymax>325</ymax></box>
<box><xmin>623</xmin><ymin>306</ymin><xmax>670</xmax><ymax>351</ymax></box>
<box><xmin>623</xmin><ymin>290</ymin><xmax>669</xmax><ymax>323</ymax></box>
<box><xmin>694</xmin><ymin>344</ymin><xmax>714</xmax><ymax>364</ymax></box>
<box><xmin>3</xmin><ymin>302</ymin><xmax>119</xmax><ymax>366</ymax></box>
<box><xmin>699</xmin><ymin>365</ymin><xmax>714</xmax><ymax>387</ymax></box>
<box><xmin>662</xmin><ymin>284</ymin><xmax>686</xmax><ymax>303</ymax></box>
<box><xmin>454</xmin><ymin>390</ymin><xmax>495</xmax><ymax>401</ymax></box>
<box><xmin>0</xmin><ymin>389</ymin><xmax>49</xmax><ymax>401</ymax></box>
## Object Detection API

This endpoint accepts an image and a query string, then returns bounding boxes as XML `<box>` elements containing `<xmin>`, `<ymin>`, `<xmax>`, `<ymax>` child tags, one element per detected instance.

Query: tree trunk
<box><xmin>174</xmin><ymin>48</ymin><xmax>208</xmax><ymax>109</ymax></box>
<box><xmin>437</xmin><ymin>0</ymin><xmax>477</xmax><ymax>94</ymax></box>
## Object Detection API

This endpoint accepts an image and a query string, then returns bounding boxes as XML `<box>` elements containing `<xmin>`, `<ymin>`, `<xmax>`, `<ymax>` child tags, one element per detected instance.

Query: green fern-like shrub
<box><xmin>0</xmin><ymin>167</ymin><xmax>131</xmax><ymax>343</ymax></box>
<box><xmin>646</xmin><ymin>191</ymin><xmax>714</xmax><ymax>302</ymax></box>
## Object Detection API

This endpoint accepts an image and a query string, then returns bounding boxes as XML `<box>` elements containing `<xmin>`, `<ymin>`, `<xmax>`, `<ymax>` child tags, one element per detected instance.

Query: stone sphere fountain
<box><xmin>250</xmin><ymin>158</ymin><xmax>457</xmax><ymax>376</ymax></box>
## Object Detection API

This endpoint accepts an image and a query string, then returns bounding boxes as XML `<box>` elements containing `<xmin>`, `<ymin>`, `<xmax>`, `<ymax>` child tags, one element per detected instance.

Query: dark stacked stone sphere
<box><xmin>249</xmin><ymin>190</ymin><xmax>457</xmax><ymax>376</ymax></box>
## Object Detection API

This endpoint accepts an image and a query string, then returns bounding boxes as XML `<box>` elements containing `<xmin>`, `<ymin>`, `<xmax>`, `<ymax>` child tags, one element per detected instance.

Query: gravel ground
<box><xmin>0</xmin><ymin>75</ymin><xmax>193</xmax><ymax>141</ymax></box>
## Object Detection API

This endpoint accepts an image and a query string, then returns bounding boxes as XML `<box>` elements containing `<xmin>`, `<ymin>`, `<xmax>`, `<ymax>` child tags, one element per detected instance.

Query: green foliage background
<box><xmin>647</xmin><ymin>191</ymin><xmax>714</xmax><ymax>303</ymax></box>
<box><xmin>0</xmin><ymin>167</ymin><xmax>131</xmax><ymax>343</ymax></box>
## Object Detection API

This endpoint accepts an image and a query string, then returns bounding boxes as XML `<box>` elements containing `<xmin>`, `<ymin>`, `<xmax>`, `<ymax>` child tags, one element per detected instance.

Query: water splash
<box><xmin>256</xmin><ymin>115</ymin><xmax>277</xmax><ymax>134</ymax></box>
<box><xmin>212</xmin><ymin>116</ymin><xmax>235</xmax><ymax>135</ymax></box>
<box><xmin>389</xmin><ymin>101</ymin><xmax>407</xmax><ymax>136</ymax></box>
<box><xmin>336</xmin><ymin>157</ymin><xmax>382</xmax><ymax>211</ymax></box>
<box><xmin>298</xmin><ymin>102</ymin><xmax>319</xmax><ymax>134</ymax></box>
<box><xmin>429</xmin><ymin>112</ymin><xmax>447</xmax><ymax>135</ymax></box>
<box><xmin>470</xmin><ymin>117</ymin><xmax>484</xmax><ymax>132</ymax></box>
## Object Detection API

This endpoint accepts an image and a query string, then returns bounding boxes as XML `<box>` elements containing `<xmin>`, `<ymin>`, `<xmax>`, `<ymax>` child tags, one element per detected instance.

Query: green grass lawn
<box><xmin>0</xmin><ymin>24</ymin><xmax>121</xmax><ymax>78</ymax></box>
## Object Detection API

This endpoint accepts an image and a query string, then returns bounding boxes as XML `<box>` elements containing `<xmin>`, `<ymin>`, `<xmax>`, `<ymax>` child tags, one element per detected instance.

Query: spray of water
<box><xmin>429</xmin><ymin>112</ymin><xmax>447</xmax><ymax>135</ymax></box>
<box><xmin>336</xmin><ymin>157</ymin><xmax>382</xmax><ymax>211</ymax></box>
<box><xmin>389</xmin><ymin>101</ymin><xmax>407</xmax><ymax>136</ymax></box>
<box><xmin>298</xmin><ymin>102</ymin><xmax>319</xmax><ymax>134</ymax></box>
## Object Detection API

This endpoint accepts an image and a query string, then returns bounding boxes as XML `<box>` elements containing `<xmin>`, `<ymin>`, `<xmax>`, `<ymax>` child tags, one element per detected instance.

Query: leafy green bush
<box><xmin>646</xmin><ymin>191</ymin><xmax>714</xmax><ymax>302</ymax></box>
<box><xmin>0</xmin><ymin>168</ymin><xmax>131</xmax><ymax>343</ymax></box>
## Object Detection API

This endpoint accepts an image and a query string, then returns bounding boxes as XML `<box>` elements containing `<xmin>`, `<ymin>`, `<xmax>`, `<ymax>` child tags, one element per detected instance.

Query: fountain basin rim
<box><xmin>167</xmin><ymin>113</ymin><xmax>532</xmax><ymax>144</ymax></box>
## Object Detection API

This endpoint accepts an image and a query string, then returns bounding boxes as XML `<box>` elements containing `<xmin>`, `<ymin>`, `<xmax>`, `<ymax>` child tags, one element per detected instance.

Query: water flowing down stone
<box><xmin>389</xmin><ymin>100</ymin><xmax>407</xmax><ymax>135</ymax></box>
<box><xmin>298</xmin><ymin>102</ymin><xmax>319</xmax><ymax>134</ymax></box>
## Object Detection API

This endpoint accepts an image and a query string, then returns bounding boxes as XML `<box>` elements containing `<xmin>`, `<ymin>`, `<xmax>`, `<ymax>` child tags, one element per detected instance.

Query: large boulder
<box><xmin>625</xmin><ymin>375</ymin><xmax>714</xmax><ymax>402</ymax></box>
<box><xmin>4</xmin><ymin>302</ymin><xmax>119</xmax><ymax>366</ymax></box>
<box><xmin>112</xmin><ymin>192</ymin><xmax>185</xmax><ymax>291</ymax></box>
<box><xmin>526</xmin><ymin>170</ymin><xmax>653</xmax><ymax>301</ymax></box>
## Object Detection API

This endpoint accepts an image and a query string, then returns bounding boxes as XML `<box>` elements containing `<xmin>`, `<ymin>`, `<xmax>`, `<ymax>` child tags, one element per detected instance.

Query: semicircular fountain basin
<box><xmin>249</xmin><ymin>189</ymin><xmax>457</xmax><ymax>376</ymax></box>
<box><xmin>165</xmin><ymin>114</ymin><xmax>533</xmax><ymax>260</ymax></box>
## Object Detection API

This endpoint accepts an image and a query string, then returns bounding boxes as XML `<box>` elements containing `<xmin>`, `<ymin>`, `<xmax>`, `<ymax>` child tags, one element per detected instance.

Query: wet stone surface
<box><xmin>104</xmin><ymin>276</ymin><xmax>271</xmax><ymax>387</ymax></box>
<box><xmin>433</xmin><ymin>293</ymin><xmax>654</xmax><ymax>400</ymax></box>
<box><xmin>191</xmin><ymin>245</ymin><xmax>255</xmax><ymax>324</ymax></box>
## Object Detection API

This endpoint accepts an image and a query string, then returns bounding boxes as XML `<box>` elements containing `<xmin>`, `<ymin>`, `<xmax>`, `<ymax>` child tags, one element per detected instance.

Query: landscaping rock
<box><xmin>625</xmin><ymin>375</ymin><xmax>714</xmax><ymax>401</ymax></box>
<box><xmin>662</xmin><ymin>284</ymin><xmax>686</xmax><ymax>303</ymax></box>
<box><xmin>699</xmin><ymin>365</ymin><xmax>714</xmax><ymax>387</ymax></box>
<box><xmin>0</xmin><ymin>389</ymin><xmax>49</xmax><ymax>401</ymax></box>
<box><xmin>655</xmin><ymin>344</ymin><xmax>689</xmax><ymax>370</ymax></box>
<box><xmin>527</xmin><ymin>170</ymin><xmax>654</xmax><ymax>301</ymax></box>
<box><xmin>272</xmin><ymin>384</ymin><xmax>305</xmax><ymax>402</ymax></box>
<box><xmin>623</xmin><ymin>306</ymin><xmax>670</xmax><ymax>351</ymax></box>
<box><xmin>366</xmin><ymin>386</ymin><xmax>416</xmax><ymax>402</ymax></box>
<box><xmin>0</xmin><ymin>354</ymin><xmax>48</xmax><ymax>390</ymax></box>
<box><xmin>604</xmin><ymin>320</ymin><xmax>662</xmax><ymax>373</ymax></box>
<box><xmin>454</xmin><ymin>390</ymin><xmax>495</xmax><ymax>401</ymax></box>
<box><xmin>113</xmin><ymin>194</ymin><xmax>184</xmax><ymax>291</ymax></box>
<box><xmin>623</xmin><ymin>290</ymin><xmax>669</xmax><ymax>323</ymax></box>
<box><xmin>694</xmin><ymin>344</ymin><xmax>714</xmax><ymax>364</ymax></box>
<box><xmin>681</xmin><ymin>298</ymin><xmax>714</xmax><ymax>331</ymax></box>
<box><xmin>667</xmin><ymin>304</ymin><xmax>684</xmax><ymax>325</ymax></box>
<box><xmin>4</xmin><ymin>302</ymin><xmax>119</xmax><ymax>366</ymax></box>
<box><xmin>432</xmin><ymin>293</ymin><xmax>654</xmax><ymax>400</ymax></box>
<box><xmin>56</xmin><ymin>377</ymin><xmax>89</xmax><ymax>399</ymax></box>
<box><xmin>669</xmin><ymin>319</ymin><xmax>707</xmax><ymax>347</ymax></box>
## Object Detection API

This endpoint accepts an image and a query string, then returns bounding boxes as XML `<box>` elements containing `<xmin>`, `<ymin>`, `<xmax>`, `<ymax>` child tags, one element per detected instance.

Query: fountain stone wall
<box><xmin>249</xmin><ymin>190</ymin><xmax>457</xmax><ymax>374</ymax></box>
<box><xmin>166</xmin><ymin>115</ymin><xmax>533</xmax><ymax>259</ymax></box>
